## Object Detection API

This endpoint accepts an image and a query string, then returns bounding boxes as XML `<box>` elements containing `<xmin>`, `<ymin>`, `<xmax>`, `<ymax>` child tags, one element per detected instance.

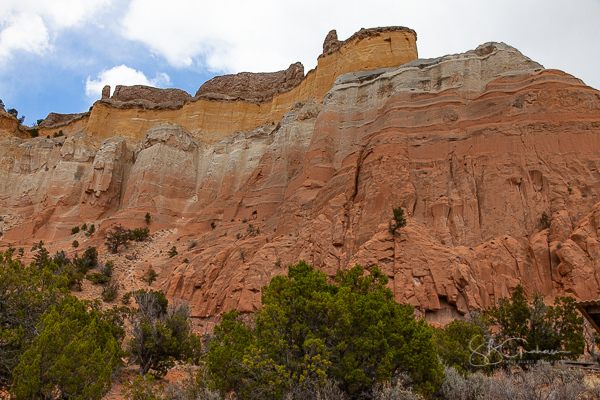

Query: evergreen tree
<box><xmin>12</xmin><ymin>296</ymin><xmax>123</xmax><ymax>399</ymax></box>
<box><xmin>485</xmin><ymin>285</ymin><xmax>584</xmax><ymax>366</ymax></box>
<box><xmin>127</xmin><ymin>290</ymin><xmax>199</xmax><ymax>377</ymax></box>
<box><xmin>207</xmin><ymin>261</ymin><xmax>443</xmax><ymax>399</ymax></box>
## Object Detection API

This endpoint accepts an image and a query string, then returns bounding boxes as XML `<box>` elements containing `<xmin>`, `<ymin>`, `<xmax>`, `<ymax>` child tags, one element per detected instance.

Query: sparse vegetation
<box><xmin>86</xmin><ymin>260</ymin><xmax>114</xmax><ymax>285</ymax></box>
<box><xmin>86</xmin><ymin>223</ymin><xmax>96</xmax><ymax>236</ymax></box>
<box><xmin>72</xmin><ymin>226</ymin><xmax>80</xmax><ymax>234</ymax></box>
<box><xmin>436</xmin><ymin>363</ymin><xmax>591</xmax><ymax>400</ymax></box>
<box><xmin>145</xmin><ymin>268</ymin><xmax>158</xmax><ymax>285</ymax></box>
<box><xmin>86</xmin><ymin>272</ymin><xmax>111</xmax><ymax>284</ymax></box>
<box><xmin>540</xmin><ymin>211</ymin><xmax>551</xmax><ymax>229</ymax></box>
<box><xmin>145</xmin><ymin>212</ymin><xmax>151</xmax><ymax>224</ymax></box>
<box><xmin>127</xmin><ymin>290</ymin><xmax>199</xmax><ymax>376</ymax></box>
<box><xmin>105</xmin><ymin>225</ymin><xmax>151</xmax><ymax>254</ymax></box>
<box><xmin>72</xmin><ymin>240</ymin><xmax>79</xmax><ymax>248</ymax></box>
<box><xmin>210</xmin><ymin>221</ymin><xmax>216</xmax><ymax>229</ymax></box>
<box><xmin>105</xmin><ymin>224</ymin><xmax>131</xmax><ymax>254</ymax></box>
<box><xmin>130</xmin><ymin>226</ymin><xmax>150</xmax><ymax>242</ymax></box>
<box><xmin>168</xmin><ymin>246</ymin><xmax>178</xmax><ymax>258</ymax></box>
<box><xmin>101</xmin><ymin>282</ymin><xmax>119</xmax><ymax>302</ymax></box>
<box><xmin>182</xmin><ymin>258</ymin><xmax>189</xmax><ymax>263</ymax></box>
<box><xmin>389</xmin><ymin>206</ymin><xmax>407</xmax><ymax>234</ymax></box>
<box><xmin>82</xmin><ymin>223</ymin><xmax>88</xmax><ymax>231</ymax></box>
<box><xmin>246</xmin><ymin>223</ymin><xmax>260</xmax><ymax>236</ymax></box>
<box><xmin>122</xmin><ymin>291</ymin><xmax>133</xmax><ymax>305</ymax></box>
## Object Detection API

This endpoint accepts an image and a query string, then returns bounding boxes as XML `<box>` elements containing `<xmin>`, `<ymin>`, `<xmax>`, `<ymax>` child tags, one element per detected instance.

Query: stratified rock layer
<box><xmin>195</xmin><ymin>62</ymin><xmax>305</xmax><ymax>102</ymax></box>
<box><xmin>2</xmin><ymin>32</ymin><xmax>600</xmax><ymax>323</ymax></box>
<box><xmin>33</xmin><ymin>27</ymin><xmax>418</xmax><ymax>146</ymax></box>
<box><xmin>111</xmin><ymin>85</ymin><xmax>191</xmax><ymax>103</ymax></box>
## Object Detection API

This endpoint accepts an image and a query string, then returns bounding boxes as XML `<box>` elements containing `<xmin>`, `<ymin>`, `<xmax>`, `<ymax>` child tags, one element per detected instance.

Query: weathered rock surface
<box><xmin>111</xmin><ymin>85</ymin><xmax>191</xmax><ymax>103</ymax></box>
<box><xmin>102</xmin><ymin>85</ymin><xmax>111</xmax><ymax>99</ymax></box>
<box><xmin>39</xmin><ymin>112</ymin><xmax>89</xmax><ymax>129</ymax></box>
<box><xmin>195</xmin><ymin>62</ymin><xmax>304</xmax><ymax>102</ymax></box>
<box><xmin>33</xmin><ymin>27</ymin><xmax>418</xmax><ymax>145</ymax></box>
<box><xmin>2</xmin><ymin>30</ymin><xmax>600</xmax><ymax>324</ymax></box>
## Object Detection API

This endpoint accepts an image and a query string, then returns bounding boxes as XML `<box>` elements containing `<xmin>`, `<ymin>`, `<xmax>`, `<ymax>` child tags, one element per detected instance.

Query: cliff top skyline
<box><xmin>1</xmin><ymin>0</ymin><xmax>599</xmax><ymax>125</ymax></box>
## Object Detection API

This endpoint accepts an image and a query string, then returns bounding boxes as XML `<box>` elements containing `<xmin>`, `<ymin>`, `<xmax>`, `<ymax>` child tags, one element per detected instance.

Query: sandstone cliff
<box><xmin>2</xmin><ymin>28</ymin><xmax>600</xmax><ymax>324</ymax></box>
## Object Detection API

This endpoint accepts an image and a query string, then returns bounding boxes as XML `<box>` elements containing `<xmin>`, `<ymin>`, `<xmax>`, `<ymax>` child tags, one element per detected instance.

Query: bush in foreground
<box><xmin>207</xmin><ymin>261</ymin><xmax>443</xmax><ymax>399</ymax></box>
<box><xmin>12</xmin><ymin>296</ymin><xmax>124</xmax><ymax>399</ymax></box>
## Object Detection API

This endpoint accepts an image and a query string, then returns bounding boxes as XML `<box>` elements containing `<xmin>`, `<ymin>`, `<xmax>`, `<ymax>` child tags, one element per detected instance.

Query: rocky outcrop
<box><xmin>321</xmin><ymin>26</ymin><xmax>417</xmax><ymax>57</ymax></box>
<box><xmin>33</xmin><ymin>27</ymin><xmax>418</xmax><ymax>145</ymax></box>
<box><xmin>39</xmin><ymin>112</ymin><xmax>89</xmax><ymax>129</ymax></box>
<box><xmin>111</xmin><ymin>85</ymin><xmax>191</xmax><ymax>103</ymax></box>
<box><xmin>195</xmin><ymin>62</ymin><xmax>304</xmax><ymax>102</ymax></box>
<box><xmin>153</xmin><ymin>42</ymin><xmax>600</xmax><ymax>318</ymax></box>
<box><xmin>0</xmin><ymin>108</ymin><xmax>19</xmax><ymax>138</ymax></box>
<box><xmin>102</xmin><ymin>85</ymin><xmax>111</xmax><ymax>99</ymax></box>
<box><xmin>3</xmin><ymin>31</ymin><xmax>600</xmax><ymax>324</ymax></box>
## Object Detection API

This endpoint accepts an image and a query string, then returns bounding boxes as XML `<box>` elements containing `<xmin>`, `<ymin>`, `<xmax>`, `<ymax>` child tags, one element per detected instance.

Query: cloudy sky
<box><xmin>1</xmin><ymin>0</ymin><xmax>599</xmax><ymax>125</ymax></box>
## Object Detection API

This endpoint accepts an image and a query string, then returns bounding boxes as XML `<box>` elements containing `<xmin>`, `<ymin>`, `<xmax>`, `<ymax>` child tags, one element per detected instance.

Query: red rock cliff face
<box><xmin>1</xmin><ymin>38</ymin><xmax>600</xmax><ymax>323</ymax></box>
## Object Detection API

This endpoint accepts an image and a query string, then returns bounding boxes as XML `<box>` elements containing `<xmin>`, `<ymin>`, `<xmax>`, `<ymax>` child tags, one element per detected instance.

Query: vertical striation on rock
<box><xmin>1</xmin><ymin>30</ymin><xmax>600</xmax><ymax>324</ymax></box>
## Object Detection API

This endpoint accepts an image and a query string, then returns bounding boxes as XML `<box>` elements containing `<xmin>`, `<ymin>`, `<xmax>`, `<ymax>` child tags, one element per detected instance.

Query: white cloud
<box><xmin>119</xmin><ymin>0</ymin><xmax>600</xmax><ymax>90</ymax></box>
<box><xmin>0</xmin><ymin>0</ymin><xmax>111</xmax><ymax>59</ymax></box>
<box><xmin>0</xmin><ymin>13</ymin><xmax>49</xmax><ymax>58</ymax></box>
<box><xmin>85</xmin><ymin>65</ymin><xmax>171</xmax><ymax>98</ymax></box>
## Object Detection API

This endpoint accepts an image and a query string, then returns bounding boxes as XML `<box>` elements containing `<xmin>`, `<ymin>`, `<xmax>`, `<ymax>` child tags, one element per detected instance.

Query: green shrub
<box><xmin>101</xmin><ymin>283</ymin><xmax>119</xmax><ymax>303</ymax></box>
<box><xmin>145</xmin><ymin>268</ymin><xmax>158</xmax><ymax>285</ymax></box>
<box><xmin>540</xmin><ymin>211</ymin><xmax>551</xmax><ymax>229</ymax></box>
<box><xmin>86</xmin><ymin>223</ymin><xmax>96</xmax><ymax>236</ymax></box>
<box><xmin>105</xmin><ymin>225</ymin><xmax>131</xmax><ymax>254</ymax></box>
<box><xmin>72</xmin><ymin>240</ymin><xmax>79</xmax><ymax>248</ymax></box>
<box><xmin>86</xmin><ymin>273</ymin><xmax>110</xmax><ymax>285</ymax></box>
<box><xmin>211</xmin><ymin>221</ymin><xmax>216</xmax><ymax>229</ymax></box>
<box><xmin>389</xmin><ymin>206</ymin><xmax>407</xmax><ymax>234</ymax></box>
<box><xmin>29</xmin><ymin>129</ymin><xmax>39</xmax><ymax>138</ymax></box>
<box><xmin>484</xmin><ymin>285</ymin><xmax>584</xmax><ymax>366</ymax></box>
<box><xmin>207</xmin><ymin>261</ymin><xmax>443</xmax><ymax>398</ymax></box>
<box><xmin>127</xmin><ymin>290</ymin><xmax>199</xmax><ymax>376</ymax></box>
<box><xmin>145</xmin><ymin>212</ymin><xmax>151</xmax><ymax>225</ymax></box>
<box><xmin>72</xmin><ymin>226</ymin><xmax>80</xmax><ymax>235</ymax></box>
<box><xmin>435</xmin><ymin>316</ymin><xmax>493</xmax><ymax>376</ymax></box>
<box><xmin>130</xmin><ymin>227</ymin><xmax>150</xmax><ymax>242</ymax></box>
<box><xmin>82</xmin><ymin>247</ymin><xmax>99</xmax><ymax>269</ymax></box>
<box><xmin>100</xmin><ymin>260</ymin><xmax>114</xmax><ymax>277</ymax></box>
<box><xmin>82</xmin><ymin>223</ymin><xmax>88</xmax><ymax>231</ymax></box>
<box><xmin>182</xmin><ymin>258</ymin><xmax>189</xmax><ymax>263</ymax></box>
<box><xmin>168</xmin><ymin>246</ymin><xmax>177</xmax><ymax>258</ymax></box>
<box><xmin>121</xmin><ymin>291</ymin><xmax>133</xmax><ymax>305</ymax></box>
<box><xmin>11</xmin><ymin>296</ymin><xmax>123</xmax><ymax>399</ymax></box>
